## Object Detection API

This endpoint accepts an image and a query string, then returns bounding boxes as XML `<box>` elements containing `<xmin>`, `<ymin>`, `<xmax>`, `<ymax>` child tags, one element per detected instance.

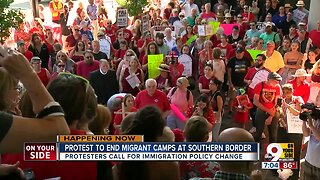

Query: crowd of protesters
<box><xmin>1</xmin><ymin>0</ymin><xmax>320</xmax><ymax>179</ymax></box>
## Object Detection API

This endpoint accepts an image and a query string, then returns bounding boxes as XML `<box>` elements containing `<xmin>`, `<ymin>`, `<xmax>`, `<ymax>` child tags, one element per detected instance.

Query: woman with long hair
<box><xmin>28</xmin><ymin>33</ymin><xmax>50</xmax><ymax>68</ymax></box>
<box><xmin>113</xmin><ymin>94</ymin><xmax>137</xmax><ymax>135</ymax></box>
<box><xmin>119</xmin><ymin>56</ymin><xmax>144</xmax><ymax>96</ymax></box>
<box><xmin>142</xmin><ymin>42</ymin><xmax>160</xmax><ymax>79</ymax></box>
<box><xmin>44</xmin><ymin>28</ymin><xmax>59</xmax><ymax>53</ymax></box>
<box><xmin>282</xmin><ymin>41</ymin><xmax>303</xmax><ymax>84</ymax></box>
<box><xmin>181</xmin><ymin>25</ymin><xmax>195</xmax><ymax>45</ymax></box>
<box><xmin>199</xmin><ymin>64</ymin><xmax>214</xmax><ymax>95</ymax></box>
<box><xmin>54</xmin><ymin>50</ymin><xmax>75</xmax><ymax>73</ymax></box>
<box><xmin>0</xmin><ymin>68</ymin><xmax>22</xmax><ymax>115</ymax></box>
<box><xmin>198</xmin><ymin>40</ymin><xmax>213</xmax><ymax>77</ymax></box>
<box><xmin>116</xmin><ymin>49</ymin><xmax>138</xmax><ymax>79</ymax></box>
<box><xmin>70</xmin><ymin>40</ymin><xmax>86</xmax><ymax>63</ymax></box>
<box><xmin>187</xmin><ymin>94</ymin><xmax>214</xmax><ymax>129</ymax></box>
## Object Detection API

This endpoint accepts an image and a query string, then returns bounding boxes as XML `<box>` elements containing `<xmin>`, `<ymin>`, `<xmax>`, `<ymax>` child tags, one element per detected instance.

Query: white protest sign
<box><xmin>249</xmin><ymin>69</ymin><xmax>269</xmax><ymax>89</ymax></box>
<box><xmin>99</xmin><ymin>37</ymin><xmax>111</xmax><ymax>59</ymax></box>
<box><xmin>117</xmin><ymin>8</ymin><xmax>128</xmax><ymax>27</ymax></box>
<box><xmin>141</xmin><ymin>13</ymin><xmax>149</xmax><ymax>33</ymax></box>
<box><xmin>178</xmin><ymin>54</ymin><xmax>192</xmax><ymax>76</ymax></box>
<box><xmin>198</xmin><ymin>25</ymin><xmax>206</xmax><ymax>36</ymax></box>
<box><xmin>286</xmin><ymin>111</ymin><xmax>303</xmax><ymax>134</ymax></box>
<box><xmin>126</xmin><ymin>73</ymin><xmax>141</xmax><ymax>88</ymax></box>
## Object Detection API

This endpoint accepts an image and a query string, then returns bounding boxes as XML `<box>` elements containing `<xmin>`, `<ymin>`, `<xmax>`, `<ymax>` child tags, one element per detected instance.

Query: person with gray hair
<box><xmin>135</xmin><ymin>79</ymin><xmax>171</xmax><ymax>118</ymax></box>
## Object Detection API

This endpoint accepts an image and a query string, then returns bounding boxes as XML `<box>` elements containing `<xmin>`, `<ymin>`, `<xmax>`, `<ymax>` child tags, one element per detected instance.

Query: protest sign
<box><xmin>141</xmin><ymin>13</ymin><xmax>149</xmax><ymax>33</ymax></box>
<box><xmin>208</xmin><ymin>21</ymin><xmax>220</xmax><ymax>34</ymax></box>
<box><xmin>178</xmin><ymin>54</ymin><xmax>192</xmax><ymax>76</ymax></box>
<box><xmin>220</xmin><ymin>23</ymin><xmax>240</xmax><ymax>35</ymax></box>
<box><xmin>148</xmin><ymin>54</ymin><xmax>164</xmax><ymax>78</ymax></box>
<box><xmin>287</xmin><ymin>112</ymin><xmax>303</xmax><ymax>134</ymax></box>
<box><xmin>247</xmin><ymin>49</ymin><xmax>263</xmax><ymax>61</ymax></box>
<box><xmin>117</xmin><ymin>8</ymin><xmax>128</xmax><ymax>27</ymax></box>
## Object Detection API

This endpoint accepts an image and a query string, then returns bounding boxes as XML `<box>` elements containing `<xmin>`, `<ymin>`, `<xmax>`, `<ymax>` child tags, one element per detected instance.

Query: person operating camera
<box><xmin>302</xmin><ymin>105</ymin><xmax>320</xmax><ymax>180</ymax></box>
<box><xmin>167</xmin><ymin>52</ymin><xmax>184</xmax><ymax>85</ymax></box>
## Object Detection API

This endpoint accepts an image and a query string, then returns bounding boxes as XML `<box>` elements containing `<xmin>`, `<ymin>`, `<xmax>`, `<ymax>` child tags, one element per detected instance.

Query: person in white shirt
<box><xmin>164</xmin><ymin>28</ymin><xmax>176</xmax><ymax>50</ymax></box>
<box><xmin>181</xmin><ymin>0</ymin><xmax>199</xmax><ymax>17</ymax></box>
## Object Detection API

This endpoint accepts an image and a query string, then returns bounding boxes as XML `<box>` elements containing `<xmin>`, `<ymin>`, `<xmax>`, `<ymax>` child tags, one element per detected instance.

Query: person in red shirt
<box><xmin>44</xmin><ymin>28</ymin><xmax>59</xmax><ymax>53</ymax></box>
<box><xmin>30</xmin><ymin>57</ymin><xmax>51</xmax><ymax>86</ymax></box>
<box><xmin>103</xmin><ymin>19</ymin><xmax>118</xmax><ymax>43</ymax></box>
<box><xmin>233</xmin><ymin>89</ymin><xmax>253</xmax><ymax>129</ymax></box>
<box><xmin>77</xmin><ymin>50</ymin><xmax>100</xmax><ymax>79</ymax></box>
<box><xmin>168</xmin><ymin>53</ymin><xmax>184</xmax><ymax>85</ymax></box>
<box><xmin>288</xmin><ymin>69</ymin><xmax>311</xmax><ymax>103</ymax></box>
<box><xmin>16</xmin><ymin>40</ymin><xmax>33</xmax><ymax>61</ymax></box>
<box><xmin>187</xmin><ymin>94</ymin><xmax>214</xmax><ymax>129</ymax></box>
<box><xmin>216</xmin><ymin>34</ymin><xmax>233</xmax><ymax>59</ymax></box>
<box><xmin>200</xmin><ymin>3</ymin><xmax>216</xmax><ymax>20</ymax></box>
<box><xmin>135</xmin><ymin>79</ymin><xmax>171</xmax><ymax>117</ymax></box>
<box><xmin>309</xmin><ymin>20</ymin><xmax>320</xmax><ymax>48</ymax></box>
<box><xmin>253</xmin><ymin>72</ymin><xmax>282</xmax><ymax>143</ymax></box>
<box><xmin>113</xmin><ymin>94</ymin><xmax>137</xmax><ymax>135</ymax></box>
<box><xmin>199</xmin><ymin>64</ymin><xmax>214</xmax><ymax>95</ymax></box>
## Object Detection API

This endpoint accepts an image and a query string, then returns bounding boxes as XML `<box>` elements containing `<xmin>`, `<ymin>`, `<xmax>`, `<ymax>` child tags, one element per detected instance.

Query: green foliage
<box><xmin>0</xmin><ymin>0</ymin><xmax>24</xmax><ymax>44</ymax></box>
<box><xmin>116</xmin><ymin>0</ymin><xmax>149</xmax><ymax>17</ymax></box>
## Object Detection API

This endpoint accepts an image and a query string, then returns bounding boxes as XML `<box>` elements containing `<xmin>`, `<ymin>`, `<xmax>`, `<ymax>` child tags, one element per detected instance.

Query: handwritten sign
<box><xmin>286</xmin><ymin>112</ymin><xmax>303</xmax><ymax>134</ymax></box>
<box><xmin>220</xmin><ymin>23</ymin><xmax>240</xmax><ymax>36</ymax></box>
<box><xmin>141</xmin><ymin>13</ymin><xmax>149</xmax><ymax>33</ymax></box>
<box><xmin>178</xmin><ymin>54</ymin><xmax>192</xmax><ymax>76</ymax></box>
<box><xmin>197</xmin><ymin>25</ymin><xmax>214</xmax><ymax>36</ymax></box>
<box><xmin>148</xmin><ymin>54</ymin><xmax>164</xmax><ymax>79</ymax></box>
<box><xmin>247</xmin><ymin>49</ymin><xmax>263</xmax><ymax>61</ymax></box>
<box><xmin>117</xmin><ymin>8</ymin><xmax>128</xmax><ymax>27</ymax></box>
<box><xmin>152</xmin><ymin>26</ymin><xmax>175</xmax><ymax>38</ymax></box>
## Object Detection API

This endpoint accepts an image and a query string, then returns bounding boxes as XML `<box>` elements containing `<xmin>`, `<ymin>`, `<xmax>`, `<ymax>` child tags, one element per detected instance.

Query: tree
<box><xmin>116</xmin><ymin>0</ymin><xmax>149</xmax><ymax>17</ymax></box>
<box><xmin>0</xmin><ymin>0</ymin><xmax>24</xmax><ymax>44</ymax></box>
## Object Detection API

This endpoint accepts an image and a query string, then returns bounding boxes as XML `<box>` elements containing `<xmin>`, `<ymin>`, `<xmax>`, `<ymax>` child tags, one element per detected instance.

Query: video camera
<box><xmin>299</xmin><ymin>103</ymin><xmax>320</xmax><ymax>121</ymax></box>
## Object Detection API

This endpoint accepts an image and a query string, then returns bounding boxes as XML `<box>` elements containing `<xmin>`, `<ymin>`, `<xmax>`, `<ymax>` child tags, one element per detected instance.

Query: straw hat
<box><xmin>292</xmin><ymin>69</ymin><xmax>311</xmax><ymax>77</ymax></box>
<box><xmin>296</xmin><ymin>1</ymin><xmax>305</xmax><ymax>7</ymax></box>
<box><xmin>284</xmin><ymin>3</ymin><xmax>292</xmax><ymax>8</ymax></box>
<box><xmin>225</xmin><ymin>13</ymin><xmax>232</xmax><ymax>18</ymax></box>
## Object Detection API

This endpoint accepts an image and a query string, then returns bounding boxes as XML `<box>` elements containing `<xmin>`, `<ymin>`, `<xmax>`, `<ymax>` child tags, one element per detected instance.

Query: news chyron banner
<box><xmin>262</xmin><ymin>143</ymin><xmax>298</xmax><ymax>170</ymax></box>
<box><xmin>24</xmin><ymin>135</ymin><xmax>259</xmax><ymax>161</ymax></box>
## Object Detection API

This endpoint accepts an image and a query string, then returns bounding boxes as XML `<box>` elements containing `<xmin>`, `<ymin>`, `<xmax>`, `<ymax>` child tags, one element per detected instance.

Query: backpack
<box><xmin>171</xmin><ymin>87</ymin><xmax>191</xmax><ymax>101</ymax></box>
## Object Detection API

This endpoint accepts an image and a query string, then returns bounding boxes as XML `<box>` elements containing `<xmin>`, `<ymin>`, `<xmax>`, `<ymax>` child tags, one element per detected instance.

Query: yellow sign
<box><xmin>208</xmin><ymin>21</ymin><xmax>220</xmax><ymax>34</ymax></box>
<box><xmin>148</xmin><ymin>54</ymin><xmax>164</xmax><ymax>79</ymax></box>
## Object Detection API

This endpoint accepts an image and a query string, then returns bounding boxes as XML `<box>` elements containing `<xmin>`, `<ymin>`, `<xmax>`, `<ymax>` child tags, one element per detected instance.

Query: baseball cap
<box><xmin>17</xmin><ymin>40</ymin><xmax>25</xmax><ymax>46</ymax></box>
<box><xmin>267</xmin><ymin>72</ymin><xmax>282</xmax><ymax>81</ymax></box>
<box><xmin>236</xmin><ymin>47</ymin><xmax>244</xmax><ymax>53</ymax></box>
<box><xmin>265</xmin><ymin>22</ymin><xmax>273</xmax><ymax>27</ymax></box>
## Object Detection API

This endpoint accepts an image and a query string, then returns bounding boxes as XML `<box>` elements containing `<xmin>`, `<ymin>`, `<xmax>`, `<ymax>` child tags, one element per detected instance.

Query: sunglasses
<box><xmin>74</xmin><ymin>29</ymin><xmax>80</xmax><ymax>31</ymax></box>
<box><xmin>126</xmin><ymin>54</ymin><xmax>134</xmax><ymax>56</ymax></box>
<box><xmin>237</xmin><ymin>16</ymin><xmax>243</xmax><ymax>18</ymax></box>
<box><xmin>225</xmin><ymin>17</ymin><xmax>231</xmax><ymax>19</ymax></box>
<box><xmin>58</xmin><ymin>55</ymin><xmax>66</xmax><ymax>57</ymax></box>
<box><xmin>118</xmin><ymin>33</ymin><xmax>123</xmax><ymax>36</ymax></box>
<box><xmin>59</xmin><ymin>72</ymin><xmax>89</xmax><ymax>90</ymax></box>
<box><xmin>58</xmin><ymin>64</ymin><xmax>65</xmax><ymax>68</ymax></box>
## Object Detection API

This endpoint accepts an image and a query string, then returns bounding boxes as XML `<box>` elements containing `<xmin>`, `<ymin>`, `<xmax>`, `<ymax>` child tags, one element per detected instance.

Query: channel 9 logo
<box><xmin>264</xmin><ymin>143</ymin><xmax>294</xmax><ymax>161</ymax></box>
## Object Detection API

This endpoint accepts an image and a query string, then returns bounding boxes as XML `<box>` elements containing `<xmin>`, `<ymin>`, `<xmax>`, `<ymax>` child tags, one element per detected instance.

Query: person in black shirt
<box><xmin>280</xmin><ymin>11</ymin><xmax>296</xmax><ymax>36</ymax></box>
<box><xmin>92</xmin><ymin>40</ymin><xmax>108</xmax><ymax>61</ymax></box>
<box><xmin>59</xmin><ymin>5</ymin><xmax>71</xmax><ymax>50</ymax></box>
<box><xmin>227</xmin><ymin>47</ymin><xmax>251</xmax><ymax>112</ymax></box>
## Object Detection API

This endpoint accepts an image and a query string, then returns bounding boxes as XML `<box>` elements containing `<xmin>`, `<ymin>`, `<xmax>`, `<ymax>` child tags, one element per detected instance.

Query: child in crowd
<box><xmin>233</xmin><ymin>88</ymin><xmax>253</xmax><ymax>129</ymax></box>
